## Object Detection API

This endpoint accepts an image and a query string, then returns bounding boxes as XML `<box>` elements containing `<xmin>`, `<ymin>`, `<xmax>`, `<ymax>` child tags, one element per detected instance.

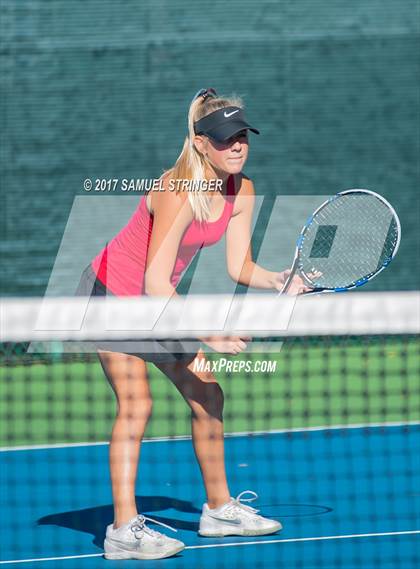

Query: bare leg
<box><xmin>156</xmin><ymin>350</ymin><xmax>231</xmax><ymax>509</ymax></box>
<box><xmin>98</xmin><ymin>350</ymin><xmax>152</xmax><ymax>528</ymax></box>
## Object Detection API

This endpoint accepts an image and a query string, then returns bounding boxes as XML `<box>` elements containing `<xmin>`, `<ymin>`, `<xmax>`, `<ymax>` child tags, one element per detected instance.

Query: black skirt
<box><xmin>75</xmin><ymin>265</ymin><xmax>201</xmax><ymax>364</ymax></box>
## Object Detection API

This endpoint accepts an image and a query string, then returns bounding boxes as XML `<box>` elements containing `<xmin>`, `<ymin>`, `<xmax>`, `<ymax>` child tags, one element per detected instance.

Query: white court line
<box><xmin>184</xmin><ymin>529</ymin><xmax>420</xmax><ymax>550</ymax></box>
<box><xmin>1</xmin><ymin>421</ymin><xmax>419</xmax><ymax>452</ymax></box>
<box><xmin>0</xmin><ymin>530</ymin><xmax>419</xmax><ymax>565</ymax></box>
<box><xmin>0</xmin><ymin>554</ymin><xmax>101</xmax><ymax>565</ymax></box>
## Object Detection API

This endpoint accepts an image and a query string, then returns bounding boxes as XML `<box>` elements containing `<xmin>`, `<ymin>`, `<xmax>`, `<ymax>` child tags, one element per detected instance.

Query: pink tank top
<box><xmin>91</xmin><ymin>175</ymin><xmax>236</xmax><ymax>296</ymax></box>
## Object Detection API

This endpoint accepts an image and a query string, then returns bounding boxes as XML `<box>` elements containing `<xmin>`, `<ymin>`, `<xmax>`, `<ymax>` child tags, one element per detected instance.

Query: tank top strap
<box><xmin>226</xmin><ymin>174</ymin><xmax>236</xmax><ymax>196</ymax></box>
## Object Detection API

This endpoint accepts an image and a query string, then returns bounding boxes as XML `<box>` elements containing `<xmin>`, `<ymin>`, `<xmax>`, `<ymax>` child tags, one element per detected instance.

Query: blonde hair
<box><xmin>165</xmin><ymin>91</ymin><xmax>243</xmax><ymax>222</ymax></box>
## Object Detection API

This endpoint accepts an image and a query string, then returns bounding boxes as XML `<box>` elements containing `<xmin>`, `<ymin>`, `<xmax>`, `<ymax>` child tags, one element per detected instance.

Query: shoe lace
<box><xmin>228</xmin><ymin>490</ymin><xmax>260</xmax><ymax>515</ymax></box>
<box><xmin>130</xmin><ymin>514</ymin><xmax>177</xmax><ymax>539</ymax></box>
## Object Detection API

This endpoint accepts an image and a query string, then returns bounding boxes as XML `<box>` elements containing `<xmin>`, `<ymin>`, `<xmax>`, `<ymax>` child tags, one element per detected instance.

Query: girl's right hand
<box><xmin>200</xmin><ymin>335</ymin><xmax>251</xmax><ymax>355</ymax></box>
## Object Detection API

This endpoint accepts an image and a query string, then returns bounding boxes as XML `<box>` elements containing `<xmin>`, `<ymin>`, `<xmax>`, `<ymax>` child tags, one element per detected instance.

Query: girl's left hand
<box><xmin>272</xmin><ymin>270</ymin><xmax>313</xmax><ymax>295</ymax></box>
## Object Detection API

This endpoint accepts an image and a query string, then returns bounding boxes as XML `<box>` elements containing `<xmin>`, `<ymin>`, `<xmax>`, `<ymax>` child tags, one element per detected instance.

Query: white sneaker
<box><xmin>104</xmin><ymin>514</ymin><xmax>185</xmax><ymax>560</ymax></box>
<box><xmin>199</xmin><ymin>490</ymin><xmax>282</xmax><ymax>537</ymax></box>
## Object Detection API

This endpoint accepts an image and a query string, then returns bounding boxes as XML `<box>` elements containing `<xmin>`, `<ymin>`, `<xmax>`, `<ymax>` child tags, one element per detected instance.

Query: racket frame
<box><xmin>280</xmin><ymin>189</ymin><xmax>401</xmax><ymax>294</ymax></box>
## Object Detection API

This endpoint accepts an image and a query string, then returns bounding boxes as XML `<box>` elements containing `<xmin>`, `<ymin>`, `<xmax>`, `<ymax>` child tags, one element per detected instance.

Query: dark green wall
<box><xmin>2</xmin><ymin>0</ymin><xmax>419</xmax><ymax>294</ymax></box>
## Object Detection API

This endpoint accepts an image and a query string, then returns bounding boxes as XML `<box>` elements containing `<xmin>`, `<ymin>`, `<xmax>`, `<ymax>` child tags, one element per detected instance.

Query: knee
<box><xmin>117</xmin><ymin>396</ymin><xmax>153</xmax><ymax>430</ymax></box>
<box><xmin>190</xmin><ymin>383</ymin><xmax>224</xmax><ymax>421</ymax></box>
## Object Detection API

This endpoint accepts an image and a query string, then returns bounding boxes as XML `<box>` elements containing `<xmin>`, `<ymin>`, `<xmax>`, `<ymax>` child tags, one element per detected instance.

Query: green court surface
<box><xmin>1</xmin><ymin>336</ymin><xmax>418</xmax><ymax>447</ymax></box>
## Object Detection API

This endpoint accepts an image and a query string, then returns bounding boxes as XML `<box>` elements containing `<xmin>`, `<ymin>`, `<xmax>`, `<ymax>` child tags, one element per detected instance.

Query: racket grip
<box><xmin>279</xmin><ymin>272</ymin><xmax>294</xmax><ymax>295</ymax></box>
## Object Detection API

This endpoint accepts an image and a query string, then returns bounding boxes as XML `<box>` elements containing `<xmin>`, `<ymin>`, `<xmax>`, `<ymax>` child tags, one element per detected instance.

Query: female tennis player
<box><xmin>77</xmin><ymin>88</ymin><xmax>310</xmax><ymax>560</ymax></box>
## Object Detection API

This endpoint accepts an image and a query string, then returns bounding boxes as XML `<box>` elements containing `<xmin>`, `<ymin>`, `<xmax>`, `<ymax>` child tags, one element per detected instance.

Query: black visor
<box><xmin>193</xmin><ymin>106</ymin><xmax>260</xmax><ymax>143</ymax></box>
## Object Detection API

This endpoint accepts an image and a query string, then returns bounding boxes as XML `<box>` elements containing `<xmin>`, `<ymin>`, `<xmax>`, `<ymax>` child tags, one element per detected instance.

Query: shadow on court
<box><xmin>38</xmin><ymin>496</ymin><xmax>201</xmax><ymax>548</ymax></box>
<box><xmin>37</xmin><ymin>496</ymin><xmax>332</xmax><ymax>549</ymax></box>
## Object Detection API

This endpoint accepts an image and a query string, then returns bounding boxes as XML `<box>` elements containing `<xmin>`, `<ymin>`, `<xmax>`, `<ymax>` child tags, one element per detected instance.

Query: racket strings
<box><xmin>298</xmin><ymin>193</ymin><xmax>400</xmax><ymax>289</ymax></box>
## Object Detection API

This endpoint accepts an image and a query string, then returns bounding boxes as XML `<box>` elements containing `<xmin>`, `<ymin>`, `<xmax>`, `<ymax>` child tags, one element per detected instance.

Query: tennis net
<box><xmin>1</xmin><ymin>292</ymin><xmax>419</xmax><ymax>568</ymax></box>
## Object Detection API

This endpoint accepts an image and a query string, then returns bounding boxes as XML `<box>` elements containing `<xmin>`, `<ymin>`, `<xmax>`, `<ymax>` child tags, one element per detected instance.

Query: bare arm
<box><xmin>226</xmin><ymin>178</ymin><xmax>277</xmax><ymax>288</ymax></box>
<box><xmin>226</xmin><ymin>178</ymin><xmax>311</xmax><ymax>294</ymax></box>
<box><xmin>144</xmin><ymin>179</ymin><xmax>193</xmax><ymax>296</ymax></box>
<box><xmin>145</xmin><ymin>177</ymin><xmax>251</xmax><ymax>354</ymax></box>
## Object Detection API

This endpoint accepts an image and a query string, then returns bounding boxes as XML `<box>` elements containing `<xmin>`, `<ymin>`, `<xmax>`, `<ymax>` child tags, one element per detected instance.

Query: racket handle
<box><xmin>280</xmin><ymin>268</ymin><xmax>323</xmax><ymax>295</ymax></box>
<box><xmin>279</xmin><ymin>271</ymin><xmax>294</xmax><ymax>295</ymax></box>
<box><xmin>301</xmin><ymin>288</ymin><xmax>325</xmax><ymax>295</ymax></box>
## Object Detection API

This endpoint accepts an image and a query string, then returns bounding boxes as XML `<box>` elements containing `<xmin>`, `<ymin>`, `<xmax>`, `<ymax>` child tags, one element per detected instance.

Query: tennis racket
<box><xmin>280</xmin><ymin>189</ymin><xmax>401</xmax><ymax>294</ymax></box>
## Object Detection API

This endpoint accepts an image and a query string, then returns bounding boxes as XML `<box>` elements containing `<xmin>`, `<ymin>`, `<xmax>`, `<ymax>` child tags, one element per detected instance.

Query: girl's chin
<box><xmin>211</xmin><ymin>160</ymin><xmax>245</xmax><ymax>176</ymax></box>
<box><xmin>224</xmin><ymin>161</ymin><xmax>244</xmax><ymax>173</ymax></box>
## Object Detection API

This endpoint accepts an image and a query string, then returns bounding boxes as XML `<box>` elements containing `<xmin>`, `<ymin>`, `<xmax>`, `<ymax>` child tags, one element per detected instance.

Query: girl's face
<box><xmin>197</xmin><ymin>130</ymin><xmax>249</xmax><ymax>177</ymax></box>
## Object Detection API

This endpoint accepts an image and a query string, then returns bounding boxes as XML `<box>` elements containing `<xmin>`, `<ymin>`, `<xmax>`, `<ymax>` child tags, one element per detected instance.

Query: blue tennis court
<box><xmin>1</xmin><ymin>425</ymin><xmax>419</xmax><ymax>568</ymax></box>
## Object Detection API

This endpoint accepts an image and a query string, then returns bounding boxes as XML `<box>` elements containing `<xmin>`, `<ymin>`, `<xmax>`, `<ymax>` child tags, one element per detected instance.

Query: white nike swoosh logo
<box><xmin>107</xmin><ymin>537</ymin><xmax>141</xmax><ymax>551</ymax></box>
<box><xmin>224</xmin><ymin>110</ymin><xmax>240</xmax><ymax>118</ymax></box>
<box><xmin>208</xmin><ymin>514</ymin><xmax>242</xmax><ymax>525</ymax></box>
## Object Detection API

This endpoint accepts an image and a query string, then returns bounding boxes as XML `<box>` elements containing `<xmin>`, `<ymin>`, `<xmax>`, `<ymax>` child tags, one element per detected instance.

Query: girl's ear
<box><xmin>193</xmin><ymin>135</ymin><xmax>207</xmax><ymax>154</ymax></box>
